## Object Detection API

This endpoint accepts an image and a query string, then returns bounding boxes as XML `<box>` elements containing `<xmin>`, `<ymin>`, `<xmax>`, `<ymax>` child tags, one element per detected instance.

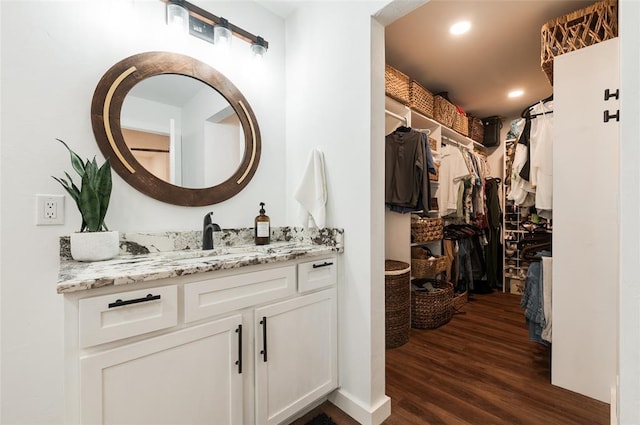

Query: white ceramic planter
<box><xmin>70</xmin><ymin>231</ymin><xmax>120</xmax><ymax>262</ymax></box>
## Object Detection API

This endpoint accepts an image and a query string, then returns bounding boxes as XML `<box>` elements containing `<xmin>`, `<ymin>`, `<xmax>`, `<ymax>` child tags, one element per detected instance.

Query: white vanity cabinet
<box><xmin>64</xmin><ymin>255</ymin><xmax>338</xmax><ymax>425</ymax></box>
<box><xmin>255</xmin><ymin>288</ymin><xmax>337</xmax><ymax>425</ymax></box>
<box><xmin>80</xmin><ymin>314</ymin><xmax>244</xmax><ymax>425</ymax></box>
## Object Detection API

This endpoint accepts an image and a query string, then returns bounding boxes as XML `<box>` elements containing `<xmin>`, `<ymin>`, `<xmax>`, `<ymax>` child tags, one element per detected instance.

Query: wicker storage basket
<box><xmin>385</xmin><ymin>260</ymin><xmax>411</xmax><ymax>348</ymax></box>
<box><xmin>468</xmin><ymin>116</ymin><xmax>484</xmax><ymax>143</ymax></box>
<box><xmin>453</xmin><ymin>113</ymin><xmax>469</xmax><ymax>136</ymax></box>
<box><xmin>411</xmin><ymin>246</ymin><xmax>449</xmax><ymax>278</ymax></box>
<box><xmin>411</xmin><ymin>279</ymin><xmax>454</xmax><ymax>329</ymax></box>
<box><xmin>429</xmin><ymin>163</ymin><xmax>440</xmax><ymax>182</ymax></box>
<box><xmin>433</xmin><ymin>96</ymin><xmax>458</xmax><ymax>127</ymax></box>
<box><xmin>541</xmin><ymin>0</ymin><xmax>618</xmax><ymax>85</ymax></box>
<box><xmin>411</xmin><ymin>216</ymin><xmax>444</xmax><ymax>243</ymax></box>
<box><xmin>385</xmin><ymin>65</ymin><xmax>411</xmax><ymax>105</ymax></box>
<box><xmin>453</xmin><ymin>290</ymin><xmax>468</xmax><ymax>310</ymax></box>
<box><xmin>409</xmin><ymin>81</ymin><xmax>434</xmax><ymax>118</ymax></box>
<box><xmin>428</xmin><ymin>137</ymin><xmax>437</xmax><ymax>152</ymax></box>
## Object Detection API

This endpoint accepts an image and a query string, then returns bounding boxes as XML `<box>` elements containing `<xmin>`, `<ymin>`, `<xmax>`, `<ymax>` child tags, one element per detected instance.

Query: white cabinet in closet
<box><xmin>552</xmin><ymin>37</ymin><xmax>619</xmax><ymax>404</ymax></box>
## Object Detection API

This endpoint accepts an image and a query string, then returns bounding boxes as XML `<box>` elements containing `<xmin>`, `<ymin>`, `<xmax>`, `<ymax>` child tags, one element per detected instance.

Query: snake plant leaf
<box><xmin>56</xmin><ymin>139</ymin><xmax>85</xmax><ymax>178</ymax></box>
<box><xmin>64</xmin><ymin>172</ymin><xmax>81</xmax><ymax>199</ymax></box>
<box><xmin>96</xmin><ymin>161</ymin><xmax>112</xmax><ymax>229</ymax></box>
<box><xmin>84</xmin><ymin>158</ymin><xmax>98</xmax><ymax>187</ymax></box>
<box><xmin>52</xmin><ymin>176</ymin><xmax>76</xmax><ymax>200</ymax></box>
<box><xmin>79</xmin><ymin>172</ymin><xmax>102</xmax><ymax>232</ymax></box>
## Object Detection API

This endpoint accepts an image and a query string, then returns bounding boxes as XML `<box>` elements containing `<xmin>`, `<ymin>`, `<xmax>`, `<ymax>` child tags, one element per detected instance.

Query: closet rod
<box><xmin>441</xmin><ymin>135</ymin><xmax>485</xmax><ymax>150</ymax></box>
<box><xmin>442</xmin><ymin>135</ymin><xmax>471</xmax><ymax>150</ymax></box>
<box><xmin>385</xmin><ymin>109</ymin><xmax>408</xmax><ymax>124</ymax></box>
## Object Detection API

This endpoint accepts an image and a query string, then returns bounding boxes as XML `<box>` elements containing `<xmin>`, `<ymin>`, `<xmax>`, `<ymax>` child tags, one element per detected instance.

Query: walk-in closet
<box><xmin>382</xmin><ymin>1</ymin><xmax>618</xmax><ymax>423</ymax></box>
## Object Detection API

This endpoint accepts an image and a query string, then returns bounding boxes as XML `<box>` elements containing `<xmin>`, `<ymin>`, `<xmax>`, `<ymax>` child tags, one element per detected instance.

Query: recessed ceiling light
<box><xmin>508</xmin><ymin>89</ymin><xmax>524</xmax><ymax>98</ymax></box>
<box><xmin>450</xmin><ymin>21</ymin><xmax>471</xmax><ymax>36</ymax></box>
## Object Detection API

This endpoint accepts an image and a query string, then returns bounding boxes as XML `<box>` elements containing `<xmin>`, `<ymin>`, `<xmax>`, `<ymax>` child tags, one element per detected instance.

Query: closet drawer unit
<box><xmin>184</xmin><ymin>266</ymin><xmax>296</xmax><ymax>323</ymax></box>
<box><xmin>79</xmin><ymin>285</ymin><xmax>178</xmax><ymax>348</ymax></box>
<box><xmin>298</xmin><ymin>257</ymin><xmax>337</xmax><ymax>293</ymax></box>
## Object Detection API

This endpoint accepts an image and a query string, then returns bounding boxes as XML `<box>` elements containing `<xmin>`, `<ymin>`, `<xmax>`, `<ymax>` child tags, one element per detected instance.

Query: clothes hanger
<box><xmin>395</xmin><ymin>125</ymin><xmax>412</xmax><ymax>132</ymax></box>
<box><xmin>520</xmin><ymin>94</ymin><xmax>553</xmax><ymax>118</ymax></box>
<box><xmin>521</xmin><ymin>241</ymin><xmax>552</xmax><ymax>261</ymax></box>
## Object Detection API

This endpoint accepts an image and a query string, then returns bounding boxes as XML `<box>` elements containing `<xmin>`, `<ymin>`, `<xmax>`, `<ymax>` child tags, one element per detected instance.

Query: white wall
<box><xmin>0</xmin><ymin>1</ymin><xmax>285</xmax><ymax>422</ymax></box>
<box><xmin>284</xmin><ymin>2</ymin><xmax>392</xmax><ymax>423</ymax></box>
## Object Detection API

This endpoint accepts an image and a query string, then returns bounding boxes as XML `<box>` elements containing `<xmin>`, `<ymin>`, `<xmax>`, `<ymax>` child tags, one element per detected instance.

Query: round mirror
<box><xmin>91</xmin><ymin>52</ymin><xmax>261</xmax><ymax>206</ymax></box>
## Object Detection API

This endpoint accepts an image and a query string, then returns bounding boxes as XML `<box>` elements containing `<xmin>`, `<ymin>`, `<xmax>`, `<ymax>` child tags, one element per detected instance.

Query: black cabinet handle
<box><xmin>260</xmin><ymin>316</ymin><xmax>268</xmax><ymax>362</ymax></box>
<box><xmin>108</xmin><ymin>294</ymin><xmax>160</xmax><ymax>309</ymax></box>
<box><xmin>604</xmin><ymin>89</ymin><xmax>619</xmax><ymax>101</ymax></box>
<box><xmin>312</xmin><ymin>261</ymin><xmax>334</xmax><ymax>269</ymax></box>
<box><xmin>235</xmin><ymin>324</ymin><xmax>242</xmax><ymax>374</ymax></box>
<box><xmin>604</xmin><ymin>110</ymin><xmax>620</xmax><ymax>123</ymax></box>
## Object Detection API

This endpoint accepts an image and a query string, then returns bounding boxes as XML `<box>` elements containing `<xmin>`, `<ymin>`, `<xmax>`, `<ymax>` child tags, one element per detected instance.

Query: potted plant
<box><xmin>53</xmin><ymin>139</ymin><xmax>119</xmax><ymax>261</ymax></box>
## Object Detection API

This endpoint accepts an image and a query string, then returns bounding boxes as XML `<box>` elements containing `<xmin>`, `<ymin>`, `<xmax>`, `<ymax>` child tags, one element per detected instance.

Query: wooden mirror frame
<box><xmin>91</xmin><ymin>51</ymin><xmax>261</xmax><ymax>206</ymax></box>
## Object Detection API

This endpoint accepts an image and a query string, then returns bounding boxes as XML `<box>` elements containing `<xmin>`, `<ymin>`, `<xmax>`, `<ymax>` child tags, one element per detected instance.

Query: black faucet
<box><xmin>203</xmin><ymin>212</ymin><xmax>221</xmax><ymax>250</ymax></box>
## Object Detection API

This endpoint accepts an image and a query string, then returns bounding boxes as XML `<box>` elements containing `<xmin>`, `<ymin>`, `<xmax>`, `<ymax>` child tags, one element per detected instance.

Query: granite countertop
<box><xmin>57</xmin><ymin>227</ymin><xmax>344</xmax><ymax>294</ymax></box>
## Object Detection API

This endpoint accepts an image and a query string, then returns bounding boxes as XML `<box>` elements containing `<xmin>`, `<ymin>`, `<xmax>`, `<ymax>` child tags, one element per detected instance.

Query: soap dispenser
<box><xmin>255</xmin><ymin>202</ymin><xmax>270</xmax><ymax>245</ymax></box>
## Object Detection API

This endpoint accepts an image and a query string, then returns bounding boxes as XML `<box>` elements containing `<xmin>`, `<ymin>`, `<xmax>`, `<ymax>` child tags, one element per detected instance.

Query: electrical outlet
<box><xmin>36</xmin><ymin>194</ymin><xmax>64</xmax><ymax>225</ymax></box>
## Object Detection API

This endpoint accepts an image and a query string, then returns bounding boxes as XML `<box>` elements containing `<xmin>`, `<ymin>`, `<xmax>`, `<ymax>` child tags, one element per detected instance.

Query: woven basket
<box><xmin>433</xmin><ymin>96</ymin><xmax>458</xmax><ymax>127</ymax></box>
<box><xmin>411</xmin><ymin>247</ymin><xmax>449</xmax><ymax>278</ymax></box>
<box><xmin>453</xmin><ymin>113</ymin><xmax>469</xmax><ymax>136</ymax></box>
<box><xmin>411</xmin><ymin>216</ymin><xmax>444</xmax><ymax>243</ymax></box>
<box><xmin>428</xmin><ymin>137</ymin><xmax>437</xmax><ymax>152</ymax></box>
<box><xmin>429</xmin><ymin>162</ymin><xmax>440</xmax><ymax>182</ymax></box>
<box><xmin>411</xmin><ymin>279</ymin><xmax>454</xmax><ymax>329</ymax></box>
<box><xmin>453</xmin><ymin>290</ymin><xmax>468</xmax><ymax>310</ymax></box>
<box><xmin>385</xmin><ymin>260</ymin><xmax>411</xmax><ymax>349</ymax></box>
<box><xmin>409</xmin><ymin>81</ymin><xmax>434</xmax><ymax>118</ymax></box>
<box><xmin>385</xmin><ymin>65</ymin><xmax>411</xmax><ymax>105</ymax></box>
<box><xmin>468</xmin><ymin>116</ymin><xmax>484</xmax><ymax>143</ymax></box>
<box><xmin>541</xmin><ymin>0</ymin><xmax>618</xmax><ymax>85</ymax></box>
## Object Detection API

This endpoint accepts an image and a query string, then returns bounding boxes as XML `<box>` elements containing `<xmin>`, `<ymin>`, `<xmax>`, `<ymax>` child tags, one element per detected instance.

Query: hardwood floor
<box><xmin>292</xmin><ymin>291</ymin><xmax>609</xmax><ymax>425</ymax></box>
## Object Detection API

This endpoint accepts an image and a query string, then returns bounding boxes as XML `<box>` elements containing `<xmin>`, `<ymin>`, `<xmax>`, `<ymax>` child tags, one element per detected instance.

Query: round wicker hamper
<box><xmin>411</xmin><ymin>279</ymin><xmax>454</xmax><ymax>329</ymax></box>
<box><xmin>384</xmin><ymin>260</ymin><xmax>411</xmax><ymax>349</ymax></box>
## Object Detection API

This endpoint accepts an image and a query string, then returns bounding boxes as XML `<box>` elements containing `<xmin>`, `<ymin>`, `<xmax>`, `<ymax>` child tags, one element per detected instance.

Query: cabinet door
<box><xmin>553</xmin><ymin>38</ymin><xmax>619</xmax><ymax>403</ymax></box>
<box><xmin>81</xmin><ymin>315</ymin><xmax>243</xmax><ymax>425</ymax></box>
<box><xmin>254</xmin><ymin>288</ymin><xmax>338</xmax><ymax>425</ymax></box>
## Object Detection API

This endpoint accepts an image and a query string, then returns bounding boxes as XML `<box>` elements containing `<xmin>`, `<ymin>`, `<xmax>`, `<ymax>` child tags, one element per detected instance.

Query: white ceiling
<box><xmin>385</xmin><ymin>0</ymin><xmax>599</xmax><ymax>119</ymax></box>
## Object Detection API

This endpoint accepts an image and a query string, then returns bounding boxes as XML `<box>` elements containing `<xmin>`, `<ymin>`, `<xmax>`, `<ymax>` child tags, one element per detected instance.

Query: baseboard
<box><xmin>611</xmin><ymin>380</ymin><xmax>618</xmax><ymax>425</ymax></box>
<box><xmin>328</xmin><ymin>389</ymin><xmax>391</xmax><ymax>425</ymax></box>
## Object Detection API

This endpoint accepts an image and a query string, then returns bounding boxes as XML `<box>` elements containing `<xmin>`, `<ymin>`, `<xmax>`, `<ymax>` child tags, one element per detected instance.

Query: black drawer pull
<box><xmin>312</xmin><ymin>261</ymin><xmax>334</xmax><ymax>269</ymax></box>
<box><xmin>108</xmin><ymin>294</ymin><xmax>161</xmax><ymax>309</ymax></box>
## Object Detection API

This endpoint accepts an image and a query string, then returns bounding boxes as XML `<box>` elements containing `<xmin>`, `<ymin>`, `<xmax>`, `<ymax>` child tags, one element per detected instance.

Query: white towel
<box><xmin>294</xmin><ymin>149</ymin><xmax>327</xmax><ymax>229</ymax></box>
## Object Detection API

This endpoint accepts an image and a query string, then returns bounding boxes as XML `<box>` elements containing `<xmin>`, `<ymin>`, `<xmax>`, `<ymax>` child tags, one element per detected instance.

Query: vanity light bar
<box><xmin>163</xmin><ymin>0</ymin><xmax>269</xmax><ymax>51</ymax></box>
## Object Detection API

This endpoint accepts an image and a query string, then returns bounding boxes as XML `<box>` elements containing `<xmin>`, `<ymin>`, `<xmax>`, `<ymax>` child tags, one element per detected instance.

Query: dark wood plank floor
<box><xmin>293</xmin><ymin>291</ymin><xmax>609</xmax><ymax>425</ymax></box>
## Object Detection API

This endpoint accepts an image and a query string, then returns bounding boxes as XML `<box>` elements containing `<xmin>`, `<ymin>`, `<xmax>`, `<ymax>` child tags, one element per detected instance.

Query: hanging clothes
<box><xmin>485</xmin><ymin>178</ymin><xmax>502</xmax><ymax>288</ymax></box>
<box><xmin>529</xmin><ymin>101</ymin><xmax>554</xmax><ymax>219</ymax></box>
<box><xmin>436</xmin><ymin>143</ymin><xmax>470</xmax><ymax>217</ymax></box>
<box><xmin>385</xmin><ymin>127</ymin><xmax>435</xmax><ymax>212</ymax></box>
<box><xmin>508</xmin><ymin>136</ymin><xmax>535</xmax><ymax>207</ymax></box>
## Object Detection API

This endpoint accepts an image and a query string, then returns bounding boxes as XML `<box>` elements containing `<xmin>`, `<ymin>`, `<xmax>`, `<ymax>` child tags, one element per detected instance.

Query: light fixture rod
<box><xmin>163</xmin><ymin>0</ymin><xmax>269</xmax><ymax>49</ymax></box>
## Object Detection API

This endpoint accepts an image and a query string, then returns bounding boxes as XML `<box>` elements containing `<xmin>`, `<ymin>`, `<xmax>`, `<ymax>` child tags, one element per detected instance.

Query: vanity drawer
<box><xmin>184</xmin><ymin>266</ymin><xmax>296</xmax><ymax>323</ymax></box>
<box><xmin>298</xmin><ymin>257</ymin><xmax>337</xmax><ymax>293</ymax></box>
<box><xmin>79</xmin><ymin>285</ymin><xmax>178</xmax><ymax>348</ymax></box>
